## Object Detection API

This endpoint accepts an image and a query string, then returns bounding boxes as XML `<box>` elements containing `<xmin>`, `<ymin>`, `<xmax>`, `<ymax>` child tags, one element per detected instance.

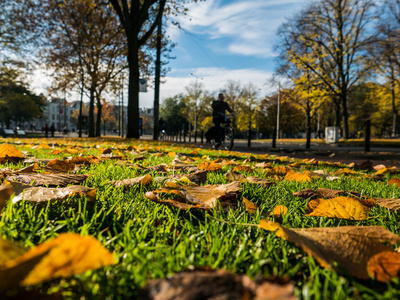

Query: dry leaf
<box><xmin>259</xmin><ymin>221</ymin><xmax>400</xmax><ymax>280</ymax></box>
<box><xmin>270</xmin><ymin>205</ymin><xmax>288</xmax><ymax>218</ymax></box>
<box><xmin>139</xmin><ymin>269</ymin><xmax>296</xmax><ymax>300</ymax></box>
<box><xmin>243</xmin><ymin>197</ymin><xmax>258</xmax><ymax>214</ymax></box>
<box><xmin>0</xmin><ymin>236</ymin><xmax>26</xmax><ymax>265</ymax></box>
<box><xmin>388</xmin><ymin>178</ymin><xmax>400</xmax><ymax>187</ymax></box>
<box><xmin>225</xmin><ymin>171</ymin><xmax>246</xmax><ymax>182</ymax></box>
<box><xmin>12</xmin><ymin>163</ymin><xmax>38</xmax><ymax>174</ymax></box>
<box><xmin>246</xmin><ymin>176</ymin><xmax>274</xmax><ymax>187</ymax></box>
<box><xmin>284</xmin><ymin>171</ymin><xmax>311</xmax><ymax>183</ymax></box>
<box><xmin>0</xmin><ymin>144</ymin><xmax>24</xmax><ymax>158</ymax></box>
<box><xmin>265</xmin><ymin>166</ymin><xmax>290</xmax><ymax>177</ymax></box>
<box><xmin>0</xmin><ymin>183</ymin><xmax>14</xmax><ymax>211</ymax></box>
<box><xmin>233</xmin><ymin>165</ymin><xmax>253</xmax><ymax>173</ymax></box>
<box><xmin>334</xmin><ymin>168</ymin><xmax>358</xmax><ymax>176</ymax></box>
<box><xmin>0</xmin><ymin>233</ymin><xmax>114</xmax><ymax>290</ymax></box>
<box><xmin>375</xmin><ymin>198</ymin><xmax>400</xmax><ymax>212</ymax></box>
<box><xmin>305</xmin><ymin>197</ymin><xmax>368</xmax><ymax>220</ymax></box>
<box><xmin>6</xmin><ymin>173</ymin><xmax>90</xmax><ymax>187</ymax></box>
<box><xmin>11</xmin><ymin>183</ymin><xmax>97</xmax><ymax>204</ymax></box>
<box><xmin>46</xmin><ymin>159</ymin><xmax>75</xmax><ymax>173</ymax></box>
<box><xmin>109</xmin><ymin>174</ymin><xmax>152</xmax><ymax>189</ymax></box>
<box><xmin>198</xmin><ymin>161</ymin><xmax>222</xmax><ymax>172</ymax></box>
<box><xmin>174</xmin><ymin>170</ymin><xmax>208</xmax><ymax>185</ymax></box>
<box><xmin>293</xmin><ymin>189</ymin><xmax>322</xmax><ymax>200</ymax></box>
<box><xmin>367</xmin><ymin>251</ymin><xmax>400</xmax><ymax>282</ymax></box>
<box><xmin>145</xmin><ymin>182</ymin><xmax>241</xmax><ymax>211</ymax></box>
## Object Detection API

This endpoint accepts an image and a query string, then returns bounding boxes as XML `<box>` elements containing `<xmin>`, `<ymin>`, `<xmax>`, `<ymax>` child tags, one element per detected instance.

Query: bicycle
<box><xmin>212</xmin><ymin>113</ymin><xmax>234</xmax><ymax>150</ymax></box>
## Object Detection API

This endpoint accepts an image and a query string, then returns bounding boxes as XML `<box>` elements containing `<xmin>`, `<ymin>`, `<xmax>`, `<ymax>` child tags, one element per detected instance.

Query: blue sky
<box><xmin>135</xmin><ymin>0</ymin><xmax>313</xmax><ymax>107</ymax></box>
<box><xmin>30</xmin><ymin>0</ymin><xmax>312</xmax><ymax>107</ymax></box>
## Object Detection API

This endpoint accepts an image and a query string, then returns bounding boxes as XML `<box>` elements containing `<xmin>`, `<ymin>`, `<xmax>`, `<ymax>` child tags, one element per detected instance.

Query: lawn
<box><xmin>1</xmin><ymin>137</ymin><xmax>400</xmax><ymax>299</ymax></box>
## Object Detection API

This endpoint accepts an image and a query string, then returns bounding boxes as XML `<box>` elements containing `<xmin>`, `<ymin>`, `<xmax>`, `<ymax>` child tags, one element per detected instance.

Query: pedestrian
<box><xmin>211</xmin><ymin>93</ymin><xmax>233</xmax><ymax>149</ymax></box>
<box><xmin>50</xmin><ymin>123</ymin><xmax>55</xmax><ymax>137</ymax></box>
<box><xmin>44</xmin><ymin>124</ymin><xmax>49</xmax><ymax>138</ymax></box>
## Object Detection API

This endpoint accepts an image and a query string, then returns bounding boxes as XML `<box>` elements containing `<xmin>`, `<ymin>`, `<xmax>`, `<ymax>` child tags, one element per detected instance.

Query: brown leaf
<box><xmin>11</xmin><ymin>183</ymin><xmax>97</xmax><ymax>203</ymax></box>
<box><xmin>0</xmin><ymin>184</ymin><xmax>14</xmax><ymax>211</ymax></box>
<box><xmin>46</xmin><ymin>159</ymin><xmax>75</xmax><ymax>173</ymax></box>
<box><xmin>109</xmin><ymin>174</ymin><xmax>152</xmax><ymax>189</ymax></box>
<box><xmin>259</xmin><ymin>221</ymin><xmax>400</xmax><ymax>280</ymax></box>
<box><xmin>348</xmin><ymin>160</ymin><xmax>373</xmax><ymax>171</ymax></box>
<box><xmin>305</xmin><ymin>197</ymin><xmax>368</xmax><ymax>220</ymax></box>
<box><xmin>375</xmin><ymin>198</ymin><xmax>400</xmax><ymax>212</ymax></box>
<box><xmin>243</xmin><ymin>197</ymin><xmax>258</xmax><ymax>214</ymax></box>
<box><xmin>389</xmin><ymin>178</ymin><xmax>400</xmax><ymax>187</ymax></box>
<box><xmin>139</xmin><ymin>269</ymin><xmax>296</xmax><ymax>300</ymax></box>
<box><xmin>293</xmin><ymin>189</ymin><xmax>322</xmax><ymax>200</ymax></box>
<box><xmin>198</xmin><ymin>161</ymin><xmax>222</xmax><ymax>172</ymax></box>
<box><xmin>233</xmin><ymin>165</ymin><xmax>253</xmax><ymax>173</ymax></box>
<box><xmin>225</xmin><ymin>170</ymin><xmax>246</xmax><ymax>182</ymax></box>
<box><xmin>145</xmin><ymin>182</ymin><xmax>241</xmax><ymax>211</ymax></box>
<box><xmin>244</xmin><ymin>177</ymin><xmax>272</xmax><ymax>188</ymax></box>
<box><xmin>367</xmin><ymin>251</ymin><xmax>400</xmax><ymax>282</ymax></box>
<box><xmin>174</xmin><ymin>170</ymin><xmax>208</xmax><ymax>185</ymax></box>
<box><xmin>6</xmin><ymin>173</ymin><xmax>90</xmax><ymax>187</ymax></box>
<box><xmin>137</xmin><ymin>164</ymin><xmax>168</xmax><ymax>173</ymax></box>
<box><xmin>12</xmin><ymin>163</ymin><xmax>38</xmax><ymax>174</ymax></box>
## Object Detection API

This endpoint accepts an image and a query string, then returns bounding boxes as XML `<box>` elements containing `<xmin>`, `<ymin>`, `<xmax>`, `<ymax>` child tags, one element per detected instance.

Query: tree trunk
<box><xmin>126</xmin><ymin>38</ymin><xmax>140</xmax><ymax>139</ymax></box>
<box><xmin>153</xmin><ymin>14</ymin><xmax>162</xmax><ymax>141</ymax></box>
<box><xmin>306</xmin><ymin>105</ymin><xmax>311</xmax><ymax>149</ymax></box>
<box><xmin>391</xmin><ymin>76</ymin><xmax>397</xmax><ymax>137</ymax></box>
<box><xmin>88</xmin><ymin>88</ymin><xmax>95</xmax><ymax>137</ymax></box>
<box><xmin>95</xmin><ymin>96</ymin><xmax>102</xmax><ymax>137</ymax></box>
<box><xmin>341</xmin><ymin>93</ymin><xmax>349</xmax><ymax>140</ymax></box>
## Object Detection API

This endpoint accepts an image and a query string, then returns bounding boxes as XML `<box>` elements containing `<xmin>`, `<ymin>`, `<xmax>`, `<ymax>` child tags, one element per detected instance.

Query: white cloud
<box><xmin>168</xmin><ymin>0</ymin><xmax>312</xmax><ymax>58</ymax></box>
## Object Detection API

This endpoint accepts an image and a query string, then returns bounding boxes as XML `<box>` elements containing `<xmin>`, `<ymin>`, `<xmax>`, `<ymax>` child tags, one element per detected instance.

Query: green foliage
<box><xmin>0</xmin><ymin>66</ymin><xmax>45</xmax><ymax>127</ymax></box>
<box><xmin>160</xmin><ymin>94</ymin><xmax>189</xmax><ymax>134</ymax></box>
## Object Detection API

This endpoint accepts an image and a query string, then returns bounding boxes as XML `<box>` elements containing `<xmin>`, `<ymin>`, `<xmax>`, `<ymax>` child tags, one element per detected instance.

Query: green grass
<box><xmin>1</xmin><ymin>137</ymin><xmax>400</xmax><ymax>299</ymax></box>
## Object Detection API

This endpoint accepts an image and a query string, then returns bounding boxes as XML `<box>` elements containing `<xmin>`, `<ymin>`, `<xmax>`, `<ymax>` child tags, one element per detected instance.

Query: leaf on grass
<box><xmin>0</xmin><ymin>233</ymin><xmax>114</xmax><ymax>290</ymax></box>
<box><xmin>265</xmin><ymin>166</ymin><xmax>290</xmax><ymax>177</ymax></box>
<box><xmin>284</xmin><ymin>171</ymin><xmax>311</xmax><ymax>183</ymax></box>
<box><xmin>109</xmin><ymin>174</ymin><xmax>152</xmax><ymax>189</ymax></box>
<box><xmin>11</xmin><ymin>183</ymin><xmax>97</xmax><ymax>204</ymax></box>
<box><xmin>348</xmin><ymin>161</ymin><xmax>373</xmax><ymax>171</ymax></box>
<box><xmin>0</xmin><ymin>183</ymin><xmax>15</xmax><ymax>211</ymax></box>
<box><xmin>243</xmin><ymin>197</ymin><xmax>258</xmax><ymax>214</ymax></box>
<box><xmin>139</xmin><ymin>268</ymin><xmax>296</xmax><ymax>300</ymax></box>
<box><xmin>46</xmin><ymin>159</ymin><xmax>75</xmax><ymax>173</ymax></box>
<box><xmin>388</xmin><ymin>178</ymin><xmax>400</xmax><ymax>187</ymax></box>
<box><xmin>0</xmin><ymin>237</ymin><xmax>27</xmax><ymax>265</ymax></box>
<box><xmin>270</xmin><ymin>205</ymin><xmax>288</xmax><ymax>218</ymax></box>
<box><xmin>145</xmin><ymin>181</ymin><xmax>241</xmax><ymax>211</ymax></box>
<box><xmin>11</xmin><ymin>163</ymin><xmax>38</xmax><ymax>174</ymax></box>
<box><xmin>375</xmin><ymin>198</ymin><xmax>400</xmax><ymax>212</ymax></box>
<box><xmin>246</xmin><ymin>176</ymin><xmax>274</xmax><ymax>187</ymax></box>
<box><xmin>174</xmin><ymin>170</ymin><xmax>208</xmax><ymax>185</ymax></box>
<box><xmin>137</xmin><ymin>164</ymin><xmax>168</xmax><ymax>173</ymax></box>
<box><xmin>375</xmin><ymin>167</ymin><xmax>399</xmax><ymax>176</ymax></box>
<box><xmin>259</xmin><ymin>220</ymin><xmax>400</xmax><ymax>280</ymax></box>
<box><xmin>293</xmin><ymin>189</ymin><xmax>322</xmax><ymax>200</ymax></box>
<box><xmin>6</xmin><ymin>173</ymin><xmax>90</xmax><ymax>187</ymax></box>
<box><xmin>232</xmin><ymin>165</ymin><xmax>253</xmax><ymax>173</ymax></box>
<box><xmin>0</xmin><ymin>144</ymin><xmax>24</xmax><ymax>159</ymax></box>
<box><xmin>171</xmin><ymin>159</ymin><xmax>198</xmax><ymax>173</ymax></box>
<box><xmin>225</xmin><ymin>171</ymin><xmax>245</xmax><ymax>182</ymax></box>
<box><xmin>367</xmin><ymin>251</ymin><xmax>400</xmax><ymax>282</ymax></box>
<box><xmin>198</xmin><ymin>161</ymin><xmax>222</xmax><ymax>172</ymax></box>
<box><xmin>305</xmin><ymin>197</ymin><xmax>368</xmax><ymax>220</ymax></box>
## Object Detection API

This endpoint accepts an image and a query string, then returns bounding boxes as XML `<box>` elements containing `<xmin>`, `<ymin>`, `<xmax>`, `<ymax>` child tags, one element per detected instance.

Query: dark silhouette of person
<box><xmin>50</xmin><ymin>124</ymin><xmax>55</xmax><ymax>137</ymax></box>
<box><xmin>44</xmin><ymin>124</ymin><xmax>49</xmax><ymax>138</ymax></box>
<box><xmin>211</xmin><ymin>93</ymin><xmax>233</xmax><ymax>149</ymax></box>
<box><xmin>159</xmin><ymin>118</ymin><xmax>166</xmax><ymax>132</ymax></box>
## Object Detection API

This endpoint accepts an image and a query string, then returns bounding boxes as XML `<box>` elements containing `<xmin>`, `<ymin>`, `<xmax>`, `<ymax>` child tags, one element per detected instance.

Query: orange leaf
<box><xmin>243</xmin><ymin>197</ymin><xmax>258</xmax><ymax>214</ymax></box>
<box><xmin>198</xmin><ymin>161</ymin><xmax>222</xmax><ymax>172</ymax></box>
<box><xmin>367</xmin><ymin>251</ymin><xmax>400</xmax><ymax>282</ymax></box>
<box><xmin>284</xmin><ymin>171</ymin><xmax>311</xmax><ymax>183</ymax></box>
<box><xmin>0</xmin><ymin>144</ymin><xmax>24</xmax><ymax>158</ymax></box>
<box><xmin>47</xmin><ymin>159</ymin><xmax>75</xmax><ymax>173</ymax></box>
<box><xmin>270</xmin><ymin>205</ymin><xmax>288</xmax><ymax>217</ymax></box>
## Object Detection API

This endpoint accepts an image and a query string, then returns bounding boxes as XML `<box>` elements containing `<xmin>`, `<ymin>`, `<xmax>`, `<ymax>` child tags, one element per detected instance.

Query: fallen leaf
<box><xmin>46</xmin><ymin>159</ymin><xmax>75</xmax><ymax>173</ymax></box>
<box><xmin>367</xmin><ymin>251</ymin><xmax>400</xmax><ymax>282</ymax></box>
<box><xmin>6</xmin><ymin>173</ymin><xmax>90</xmax><ymax>187</ymax></box>
<box><xmin>0</xmin><ymin>183</ymin><xmax>15</xmax><ymax>211</ymax></box>
<box><xmin>375</xmin><ymin>198</ymin><xmax>400</xmax><ymax>212</ymax></box>
<box><xmin>348</xmin><ymin>161</ymin><xmax>373</xmax><ymax>171</ymax></box>
<box><xmin>334</xmin><ymin>168</ymin><xmax>358</xmax><ymax>176</ymax></box>
<box><xmin>174</xmin><ymin>170</ymin><xmax>208</xmax><ymax>185</ymax></box>
<box><xmin>145</xmin><ymin>181</ymin><xmax>241</xmax><ymax>211</ymax></box>
<box><xmin>0</xmin><ymin>144</ymin><xmax>24</xmax><ymax>159</ymax></box>
<box><xmin>12</xmin><ymin>163</ymin><xmax>38</xmax><ymax>174</ymax></box>
<box><xmin>198</xmin><ymin>161</ymin><xmax>222</xmax><ymax>172</ymax></box>
<box><xmin>11</xmin><ymin>183</ymin><xmax>97</xmax><ymax>204</ymax></box>
<box><xmin>0</xmin><ymin>236</ymin><xmax>26</xmax><ymax>265</ymax></box>
<box><xmin>259</xmin><ymin>221</ymin><xmax>400</xmax><ymax>279</ymax></box>
<box><xmin>293</xmin><ymin>189</ymin><xmax>322</xmax><ymax>200</ymax></box>
<box><xmin>388</xmin><ymin>178</ymin><xmax>400</xmax><ymax>187</ymax></box>
<box><xmin>270</xmin><ymin>205</ymin><xmax>288</xmax><ymax>218</ymax></box>
<box><xmin>225</xmin><ymin>171</ymin><xmax>246</xmax><ymax>182</ymax></box>
<box><xmin>139</xmin><ymin>269</ymin><xmax>296</xmax><ymax>300</ymax></box>
<box><xmin>246</xmin><ymin>176</ymin><xmax>274</xmax><ymax>187</ymax></box>
<box><xmin>0</xmin><ymin>233</ymin><xmax>114</xmax><ymax>290</ymax></box>
<box><xmin>305</xmin><ymin>197</ymin><xmax>368</xmax><ymax>220</ymax></box>
<box><xmin>109</xmin><ymin>174</ymin><xmax>152</xmax><ymax>189</ymax></box>
<box><xmin>233</xmin><ymin>165</ymin><xmax>253</xmax><ymax>173</ymax></box>
<box><xmin>243</xmin><ymin>197</ymin><xmax>258</xmax><ymax>214</ymax></box>
<box><xmin>285</xmin><ymin>171</ymin><xmax>311</xmax><ymax>183</ymax></box>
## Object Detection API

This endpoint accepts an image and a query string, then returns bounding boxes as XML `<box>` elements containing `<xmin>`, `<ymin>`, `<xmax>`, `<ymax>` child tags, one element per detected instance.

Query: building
<box><xmin>140</xmin><ymin>107</ymin><xmax>154</xmax><ymax>135</ymax></box>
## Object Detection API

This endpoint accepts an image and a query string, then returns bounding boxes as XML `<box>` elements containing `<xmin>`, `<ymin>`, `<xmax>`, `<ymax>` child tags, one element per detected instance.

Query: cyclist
<box><xmin>212</xmin><ymin>93</ymin><xmax>233</xmax><ymax>149</ymax></box>
<box><xmin>159</xmin><ymin>117</ymin><xmax>166</xmax><ymax>139</ymax></box>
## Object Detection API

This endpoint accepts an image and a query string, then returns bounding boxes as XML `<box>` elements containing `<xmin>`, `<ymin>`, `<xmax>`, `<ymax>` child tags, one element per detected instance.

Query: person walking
<box><xmin>212</xmin><ymin>93</ymin><xmax>233</xmax><ymax>149</ymax></box>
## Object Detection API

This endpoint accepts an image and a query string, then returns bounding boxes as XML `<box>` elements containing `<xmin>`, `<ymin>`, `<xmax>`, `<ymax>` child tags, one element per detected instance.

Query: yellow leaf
<box><xmin>0</xmin><ymin>144</ymin><xmax>24</xmax><ymax>158</ymax></box>
<box><xmin>305</xmin><ymin>197</ymin><xmax>367</xmax><ymax>220</ymax></box>
<box><xmin>243</xmin><ymin>197</ymin><xmax>258</xmax><ymax>214</ymax></box>
<box><xmin>168</xmin><ymin>152</ymin><xmax>176</xmax><ymax>157</ymax></box>
<box><xmin>258</xmin><ymin>220</ymin><xmax>287</xmax><ymax>239</ymax></box>
<box><xmin>0</xmin><ymin>233</ymin><xmax>114</xmax><ymax>288</ymax></box>
<box><xmin>285</xmin><ymin>170</ymin><xmax>311</xmax><ymax>183</ymax></box>
<box><xmin>270</xmin><ymin>205</ymin><xmax>288</xmax><ymax>217</ymax></box>
<box><xmin>334</xmin><ymin>168</ymin><xmax>358</xmax><ymax>176</ymax></box>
